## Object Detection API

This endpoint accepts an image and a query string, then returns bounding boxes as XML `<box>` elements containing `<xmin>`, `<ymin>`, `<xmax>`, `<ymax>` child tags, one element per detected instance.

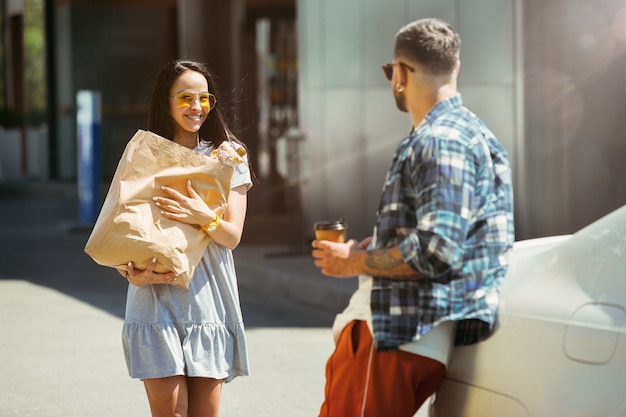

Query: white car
<box><xmin>430</xmin><ymin>205</ymin><xmax>626</xmax><ymax>417</ymax></box>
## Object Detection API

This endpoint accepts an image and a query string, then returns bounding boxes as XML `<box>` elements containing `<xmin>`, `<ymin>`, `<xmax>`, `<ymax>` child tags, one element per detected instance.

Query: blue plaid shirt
<box><xmin>370</xmin><ymin>94</ymin><xmax>514</xmax><ymax>351</ymax></box>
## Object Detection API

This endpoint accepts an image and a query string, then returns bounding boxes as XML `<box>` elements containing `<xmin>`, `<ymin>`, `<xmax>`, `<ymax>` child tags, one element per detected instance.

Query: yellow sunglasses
<box><xmin>171</xmin><ymin>91</ymin><xmax>216</xmax><ymax>111</ymax></box>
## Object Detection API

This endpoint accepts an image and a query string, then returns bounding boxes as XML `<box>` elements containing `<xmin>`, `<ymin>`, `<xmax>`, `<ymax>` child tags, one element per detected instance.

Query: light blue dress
<box><xmin>122</xmin><ymin>141</ymin><xmax>252</xmax><ymax>382</ymax></box>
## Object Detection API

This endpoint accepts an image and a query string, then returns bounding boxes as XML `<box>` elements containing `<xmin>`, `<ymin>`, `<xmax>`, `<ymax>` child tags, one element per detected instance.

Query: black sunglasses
<box><xmin>381</xmin><ymin>62</ymin><xmax>415</xmax><ymax>81</ymax></box>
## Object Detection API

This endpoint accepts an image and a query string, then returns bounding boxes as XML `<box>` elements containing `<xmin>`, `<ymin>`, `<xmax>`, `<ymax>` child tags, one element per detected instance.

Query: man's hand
<box><xmin>312</xmin><ymin>237</ymin><xmax>423</xmax><ymax>280</ymax></box>
<box><xmin>311</xmin><ymin>239</ymin><xmax>364</xmax><ymax>278</ymax></box>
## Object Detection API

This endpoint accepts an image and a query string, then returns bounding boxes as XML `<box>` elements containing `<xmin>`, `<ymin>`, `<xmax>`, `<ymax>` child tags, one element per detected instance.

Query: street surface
<box><xmin>0</xmin><ymin>195</ymin><xmax>427</xmax><ymax>416</ymax></box>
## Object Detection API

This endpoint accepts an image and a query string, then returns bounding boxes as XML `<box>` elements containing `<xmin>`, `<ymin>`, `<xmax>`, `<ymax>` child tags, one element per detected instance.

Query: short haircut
<box><xmin>394</xmin><ymin>18</ymin><xmax>461</xmax><ymax>75</ymax></box>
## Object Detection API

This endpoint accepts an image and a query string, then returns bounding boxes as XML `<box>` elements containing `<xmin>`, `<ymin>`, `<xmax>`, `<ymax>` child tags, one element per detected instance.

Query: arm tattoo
<box><xmin>365</xmin><ymin>250</ymin><xmax>403</xmax><ymax>270</ymax></box>
<box><xmin>364</xmin><ymin>249</ymin><xmax>422</xmax><ymax>280</ymax></box>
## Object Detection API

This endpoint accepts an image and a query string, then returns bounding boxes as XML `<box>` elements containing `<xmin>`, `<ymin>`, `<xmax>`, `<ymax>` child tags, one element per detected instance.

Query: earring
<box><xmin>396</xmin><ymin>84</ymin><xmax>405</xmax><ymax>93</ymax></box>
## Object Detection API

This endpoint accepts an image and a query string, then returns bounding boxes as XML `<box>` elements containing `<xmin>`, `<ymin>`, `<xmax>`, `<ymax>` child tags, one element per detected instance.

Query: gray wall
<box><xmin>39</xmin><ymin>0</ymin><xmax>626</xmax><ymax>241</ymax></box>
<box><xmin>53</xmin><ymin>0</ymin><xmax>246</xmax><ymax>183</ymax></box>
<box><xmin>297</xmin><ymin>0</ymin><xmax>523</xmax><ymax>240</ymax></box>
<box><xmin>55</xmin><ymin>2</ymin><xmax>177</xmax><ymax>180</ymax></box>
<box><xmin>297</xmin><ymin>0</ymin><xmax>626</xmax><ymax>241</ymax></box>
<box><xmin>523</xmin><ymin>0</ymin><xmax>626</xmax><ymax>237</ymax></box>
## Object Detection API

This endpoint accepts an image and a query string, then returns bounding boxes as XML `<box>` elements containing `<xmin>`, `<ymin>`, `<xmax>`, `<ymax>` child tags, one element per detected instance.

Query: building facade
<box><xmin>2</xmin><ymin>0</ymin><xmax>626</xmax><ymax>242</ymax></box>
<box><xmin>297</xmin><ymin>0</ymin><xmax>626</xmax><ymax>241</ymax></box>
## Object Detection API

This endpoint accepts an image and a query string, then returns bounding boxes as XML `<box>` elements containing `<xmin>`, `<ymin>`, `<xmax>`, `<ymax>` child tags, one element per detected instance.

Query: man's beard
<box><xmin>394</xmin><ymin>89</ymin><xmax>408</xmax><ymax>112</ymax></box>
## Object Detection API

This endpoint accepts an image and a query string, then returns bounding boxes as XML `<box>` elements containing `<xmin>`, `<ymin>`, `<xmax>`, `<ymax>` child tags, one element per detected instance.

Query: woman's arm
<box><xmin>203</xmin><ymin>184</ymin><xmax>248</xmax><ymax>249</ymax></box>
<box><xmin>154</xmin><ymin>180</ymin><xmax>248</xmax><ymax>250</ymax></box>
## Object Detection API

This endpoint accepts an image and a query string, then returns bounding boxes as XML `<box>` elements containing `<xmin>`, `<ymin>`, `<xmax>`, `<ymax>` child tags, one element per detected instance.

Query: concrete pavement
<box><xmin>0</xmin><ymin>180</ymin><xmax>428</xmax><ymax>417</ymax></box>
<box><xmin>0</xmin><ymin>181</ymin><xmax>350</xmax><ymax>416</ymax></box>
<box><xmin>0</xmin><ymin>180</ymin><xmax>357</xmax><ymax>315</ymax></box>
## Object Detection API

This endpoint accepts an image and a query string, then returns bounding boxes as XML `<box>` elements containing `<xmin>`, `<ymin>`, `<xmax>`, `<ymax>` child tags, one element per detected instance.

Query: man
<box><xmin>312</xmin><ymin>18</ymin><xmax>515</xmax><ymax>417</ymax></box>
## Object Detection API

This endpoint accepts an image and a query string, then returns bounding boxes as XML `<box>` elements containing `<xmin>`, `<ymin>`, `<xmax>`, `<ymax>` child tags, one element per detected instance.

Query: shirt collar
<box><xmin>422</xmin><ymin>93</ymin><xmax>463</xmax><ymax>127</ymax></box>
<box><xmin>405</xmin><ymin>93</ymin><xmax>463</xmax><ymax>143</ymax></box>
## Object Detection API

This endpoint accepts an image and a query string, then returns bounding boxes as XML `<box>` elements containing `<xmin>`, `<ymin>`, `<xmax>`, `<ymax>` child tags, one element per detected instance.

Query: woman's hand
<box><xmin>153</xmin><ymin>180</ymin><xmax>216</xmax><ymax>227</ymax></box>
<box><xmin>125</xmin><ymin>258</ymin><xmax>178</xmax><ymax>287</ymax></box>
<box><xmin>154</xmin><ymin>179</ymin><xmax>249</xmax><ymax>250</ymax></box>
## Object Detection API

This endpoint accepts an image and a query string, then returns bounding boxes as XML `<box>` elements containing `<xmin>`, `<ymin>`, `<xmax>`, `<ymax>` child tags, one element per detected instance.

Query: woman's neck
<box><xmin>174</xmin><ymin>130</ymin><xmax>199</xmax><ymax>149</ymax></box>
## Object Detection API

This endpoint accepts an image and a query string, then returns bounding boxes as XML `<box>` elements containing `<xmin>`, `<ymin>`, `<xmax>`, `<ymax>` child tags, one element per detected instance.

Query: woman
<box><xmin>122</xmin><ymin>59</ymin><xmax>252</xmax><ymax>417</ymax></box>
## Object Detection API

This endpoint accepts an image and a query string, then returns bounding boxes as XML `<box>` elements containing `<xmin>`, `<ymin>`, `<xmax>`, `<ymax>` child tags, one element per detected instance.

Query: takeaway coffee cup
<box><xmin>313</xmin><ymin>219</ymin><xmax>348</xmax><ymax>243</ymax></box>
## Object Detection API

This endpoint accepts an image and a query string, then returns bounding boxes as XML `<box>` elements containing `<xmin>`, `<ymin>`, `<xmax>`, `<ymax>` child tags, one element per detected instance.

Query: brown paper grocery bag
<box><xmin>84</xmin><ymin>129</ymin><xmax>234</xmax><ymax>289</ymax></box>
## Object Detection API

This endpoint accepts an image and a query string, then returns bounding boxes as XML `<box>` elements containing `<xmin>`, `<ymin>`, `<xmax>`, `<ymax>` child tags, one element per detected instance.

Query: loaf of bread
<box><xmin>210</xmin><ymin>141</ymin><xmax>246</xmax><ymax>166</ymax></box>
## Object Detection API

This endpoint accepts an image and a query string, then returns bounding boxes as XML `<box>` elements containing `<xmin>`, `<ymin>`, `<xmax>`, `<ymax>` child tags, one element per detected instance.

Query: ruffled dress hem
<box><xmin>122</xmin><ymin>320</ymin><xmax>249</xmax><ymax>383</ymax></box>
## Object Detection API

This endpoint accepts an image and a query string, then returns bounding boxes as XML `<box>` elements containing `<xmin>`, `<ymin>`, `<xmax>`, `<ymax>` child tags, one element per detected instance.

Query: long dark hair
<box><xmin>147</xmin><ymin>59</ymin><xmax>244</xmax><ymax>150</ymax></box>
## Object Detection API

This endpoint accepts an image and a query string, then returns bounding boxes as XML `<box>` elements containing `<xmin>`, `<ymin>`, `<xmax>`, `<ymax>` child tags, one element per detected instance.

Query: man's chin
<box><xmin>394</xmin><ymin>94</ymin><xmax>408</xmax><ymax>112</ymax></box>
<box><xmin>395</xmin><ymin>101</ymin><xmax>408</xmax><ymax>112</ymax></box>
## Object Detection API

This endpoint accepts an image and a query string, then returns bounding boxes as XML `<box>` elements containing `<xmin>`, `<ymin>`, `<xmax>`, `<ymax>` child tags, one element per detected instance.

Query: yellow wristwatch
<box><xmin>202</xmin><ymin>215</ymin><xmax>220</xmax><ymax>233</ymax></box>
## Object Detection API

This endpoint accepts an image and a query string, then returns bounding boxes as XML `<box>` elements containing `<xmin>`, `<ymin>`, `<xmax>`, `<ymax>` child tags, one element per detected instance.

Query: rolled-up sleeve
<box><xmin>399</xmin><ymin>132</ymin><xmax>476</xmax><ymax>278</ymax></box>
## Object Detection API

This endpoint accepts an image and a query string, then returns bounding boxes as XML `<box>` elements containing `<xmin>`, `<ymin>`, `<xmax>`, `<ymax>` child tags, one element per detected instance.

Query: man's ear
<box><xmin>396</xmin><ymin>63</ymin><xmax>409</xmax><ymax>89</ymax></box>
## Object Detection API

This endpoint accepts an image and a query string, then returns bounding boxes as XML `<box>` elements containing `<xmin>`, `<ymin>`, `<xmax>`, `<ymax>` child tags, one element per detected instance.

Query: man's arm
<box><xmin>312</xmin><ymin>240</ymin><xmax>423</xmax><ymax>280</ymax></box>
<box><xmin>362</xmin><ymin>246</ymin><xmax>423</xmax><ymax>279</ymax></box>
